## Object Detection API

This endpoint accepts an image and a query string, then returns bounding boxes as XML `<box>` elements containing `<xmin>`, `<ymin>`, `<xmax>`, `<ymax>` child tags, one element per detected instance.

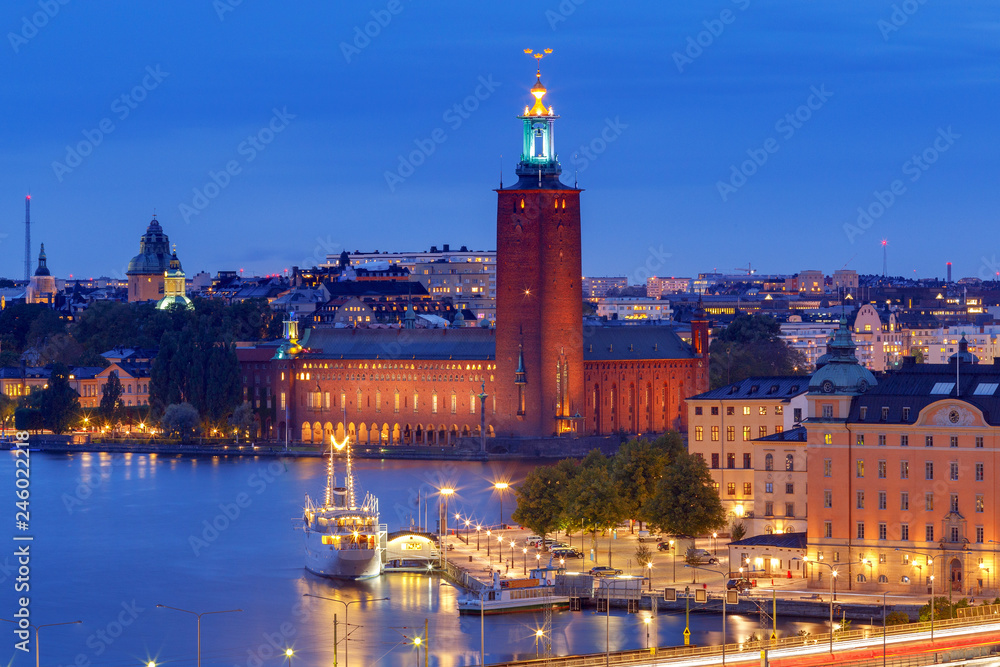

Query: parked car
<box><xmin>525</xmin><ymin>535</ymin><xmax>543</xmax><ymax>547</ymax></box>
<box><xmin>637</xmin><ymin>532</ymin><xmax>662</xmax><ymax>543</ymax></box>
<box><xmin>589</xmin><ymin>566</ymin><xmax>623</xmax><ymax>576</ymax></box>
<box><xmin>542</xmin><ymin>539</ymin><xmax>567</xmax><ymax>550</ymax></box>
<box><xmin>656</xmin><ymin>541</ymin><xmax>674</xmax><ymax>552</ymax></box>
<box><xmin>551</xmin><ymin>547</ymin><xmax>584</xmax><ymax>559</ymax></box>
<box><xmin>686</xmin><ymin>548</ymin><xmax>718</xmax><ymax>564</ymax></box>
<box><xmin>726</xmin><ymin>577</ymin><xmax>752</xmax><ymax>592</ymax></box>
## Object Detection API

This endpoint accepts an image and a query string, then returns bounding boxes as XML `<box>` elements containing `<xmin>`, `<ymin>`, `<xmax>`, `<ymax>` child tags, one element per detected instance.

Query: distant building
<box><xmin>156</xmin><ymin>247</ymin><xmax>193</xmax><ymax>311</ymax></box>
<box><xmin>582</xmin><ymin>276</ymin><xmax>627</xmax><ymax>300</ymax></box>
<box><xmin>26</xmin><ymin>244</ymin><xmax>56</xmax><ymax>305</ymax></box>
<box><xmin>594</xmin><ymin>297</ymin><xmax>672</xmax><ymax>321</ymax></box>
<box><xmin>832</xmin><ymin>269</ymin><xmax>859</xmax><ymax>295</ymax></box>
<box><xmin>126</xmin><ymin>215</ymin><xmax>173</xmax><ymax>303</ymax></box>
<box><xmin>646</xmin><ymin>276</ymin><xmax>690</xmax><ymax>298</ymax></box>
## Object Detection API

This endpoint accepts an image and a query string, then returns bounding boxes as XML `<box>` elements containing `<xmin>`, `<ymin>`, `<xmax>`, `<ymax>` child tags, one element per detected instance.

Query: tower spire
<box><xmin>516</xmin><ymin>49</ymin><xmax>560</xmax><ymax>179</ymax></box>
<box><xmin>24</xmin><ymin>194</ymin><xmax>30</xmax><ymax>281</ymax></box>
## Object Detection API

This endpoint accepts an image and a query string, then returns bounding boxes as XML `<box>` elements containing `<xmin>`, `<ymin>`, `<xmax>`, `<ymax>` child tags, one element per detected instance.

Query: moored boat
<box><xmin>457</xmin><ymin>564</ymin><xmax>570</xmax><ymax>615</ymax></box>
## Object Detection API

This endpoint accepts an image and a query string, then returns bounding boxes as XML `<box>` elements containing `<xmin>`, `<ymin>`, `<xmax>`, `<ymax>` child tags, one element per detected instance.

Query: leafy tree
<box><xmin>100</xmin><ymin>371</ymin><xmax>124</xmax><ymax>427</ymax></box>
<box><xmin>885</xmin><ymin>611</ymin><xmax>910</xmax><ymax>626</ymax></box>
<box><xmin>37</xmin><ymin>363</ymin><xmax>80</xmax><ymax>434</ymax></box>
<box><xmin>565</xmin><ymin>451</ymin><xmax>626</xmax><ymax>561</ymax></box>
<box><xmin>635</xmin><ymin>544</ymin><xmax>653</xmax><ymax>567</ymax></box>
<box><xmin>612</xmin><ymin>435</ymin><xmax>679</xmax><ymax>530</ymax></box>
<box><xmin>730</xmin><ymin>521</ymin><xmax>747</xmax><ymax>542</ymax></box>
<box><xmin>910</xmin><ymin>347</ymin><xmax>925</xmax><ymax>364</ymax></box>
<box><xmin>645</xmin><ymin>451</ymin><xmax>727</xmax><ymax>536</ymax></box>
<box><xmin>512</xmin><ymin>465</ymin><xmax>568</xmax><ymax>543</ymax></box>
<box><xmin>0</xmin><ymin>394</ymin><xmax>15</xmax><ymax>434</ymax></box>
<box><xmin>161</xmin><ymin>403</ymin><xmax>199</xmax><ymax>438</ymax></box>
<box><xmin>0</xmin><ymin>303</ymin><xmax>65</xmax><ymax>356</ymax></box>
<box><xmin>14</xmin><ymin>407</ymin><xmax>43</xmax><ymax>432</ymax></box>
<box><xmin>228</xmin><ymin>402</ymin><xmax>255</xmax><ymax>442</ymax></box>
<box><xmin>709</xmin><ymin>314</ymin><xmax>808</xmax><ymax>388</ymax></box>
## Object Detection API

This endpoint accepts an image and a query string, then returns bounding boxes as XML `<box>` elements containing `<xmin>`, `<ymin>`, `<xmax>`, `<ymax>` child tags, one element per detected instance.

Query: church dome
<box><xmin>126</xmin><ymin>216</ymin><xmax>171</xmax><ymax>276</ymax></box>
<box><xmin>33</xmin><ymin>243</ymin><xmax>50</xmax><ymax>277</ymax></box>
<box><xmin>809</xmin><ymin>317</ymin><xmax>877</xmax><ymax>395</ymax></box>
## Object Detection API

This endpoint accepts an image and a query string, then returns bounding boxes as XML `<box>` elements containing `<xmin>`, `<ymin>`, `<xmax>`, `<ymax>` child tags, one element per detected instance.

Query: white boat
<box><xmin>302</xmin><ymin>436</ymin><xmax>387</xmax><ymax>580</ymax></box>
<box><xmin>457</xmin><ymin>564</ymin><xmax>570</xmax><ymax>615</ymax></box>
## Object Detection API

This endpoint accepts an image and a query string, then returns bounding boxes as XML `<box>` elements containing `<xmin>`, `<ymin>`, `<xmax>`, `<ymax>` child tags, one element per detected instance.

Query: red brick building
<box><xmin>239</xmin><ymin>65</ymin><xmax>709</xmax><ymax>445</ymax></box>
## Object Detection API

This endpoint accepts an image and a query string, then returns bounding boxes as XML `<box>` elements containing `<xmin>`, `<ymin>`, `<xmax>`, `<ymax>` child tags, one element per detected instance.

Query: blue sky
<box><xmin>1</xmin><ymin>1</ymin><xmax>998</xmax><ymax>282</ymax></box>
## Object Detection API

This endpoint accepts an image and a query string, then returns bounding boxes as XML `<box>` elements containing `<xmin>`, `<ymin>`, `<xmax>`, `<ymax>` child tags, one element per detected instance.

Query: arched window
<box><xmin>878</xmin><ymin>574</ymin><xmax>888</xmax><ymax>583</ymax></box>
<box><xmin>785</xmin><ymin>454</ymin><xmax>794</xmax><ymax>471</ymax></box>
<box><xmin>856</xmin><ymin>574</ymin><xmax>867</xmax><ymax>583</ymax></box>
<box><xmin>765</xmin><ymin>454</ymin><xmax>774</xmax><ymax>471</ymax></box>
<box><xmin>900</xmin><ymin>576</ymin><xmax>910</xmax><ymax>584</ymax></box>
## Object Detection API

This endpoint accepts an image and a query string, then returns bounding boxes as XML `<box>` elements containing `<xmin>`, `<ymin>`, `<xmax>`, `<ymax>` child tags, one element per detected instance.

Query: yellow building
<box><xmin>127</xmin><ymin>215</ymin><xmax>172</xmax><ymax>303</ymax></box>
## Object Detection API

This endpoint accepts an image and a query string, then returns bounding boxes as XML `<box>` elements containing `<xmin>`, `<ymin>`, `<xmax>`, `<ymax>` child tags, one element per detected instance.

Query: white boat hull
<box><xmin>304</xmin><ymin>530</ymin><xmax>381</xmax><ymax>579</ymax></box>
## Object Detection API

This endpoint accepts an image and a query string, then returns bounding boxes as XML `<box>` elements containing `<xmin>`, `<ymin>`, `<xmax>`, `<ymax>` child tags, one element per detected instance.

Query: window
<box><xmin>856</xmin><ymin>459</ymin><xmax>865</xmax><ymax>478</ymax></box>
<box><xmin>413</xmin><ymin>392</ymin><xmax>419</xmax><ymax>412</ymax></box>
<box><xmin>976</xmin><ymin>463</ymin><xmax>984</xmax><ymax>481</ymax></box>
<box><xmin>878</xmin><ymin>491</ymin><xmax>887</xmax><ymax>510</ymax></box>
<box><xmin>925</xmin><ymin>461</ymin><xmax>933</xmax><ymax>480</ymax></box>
<box><xmin>901</xmin><ymin>524</ymin><xmax>909</xmax><ymax>540</ymax></box>
<box><xmin>765</xmin><ymin>454</ymin><xmax>773</xmax><ymax>471</ymax></box>
<box><xmin>822</xmin><ymin>405</ymin><xmax>833</xmax><ymax>418</ymax></box>
<box><xmin>901</xmin><ymin>434</ymin><xmax>909</xmax><ymax>447</ymax></box>
<box><xmin>711</xmin><ymin>426</ymin><xmax>720</xmax><ymax>441</ymax></box>
<box><xmin>878</xmin><ymin>460</ymin><xmax>887</xmax><ymax>478</ymax></box>
<box><xmin>743</xmin><ymin>453</ymin><xmax>752</xmax><ymax>468</ymax></box>
<box><xmin>857</xmin><ymin>434</ymin><xmax>865</xmax><ymax>446</ymax></box>
<box><xmin>857</xmin><ymin>523</ymin><xmax>865</xmax><ymax>539</ymax></box>
<box><xmin>951</xmin><ymin>527</ymin><xmax>960</xmax><ymax>542</ymax></box>
<box><xmin>901</xmin><ymin>492</ymin><xmax>909</xmax><ymax>511</ymax></box>
<box><xmin>765</xmin><ymin>482</ymin><xmax>774</xmax><ymax>493</ymax></box>
<box><xmin>793</xmin><ymin>408</ymin><xmax>802</xmax><ymax>422</ymax></box>
<box><xmin>860</xmin><ymin>407</ymin><xmax>867</xmax><ymax>420</ymax></box>
<box><xmin>785</xmin><ymin>503</ymin><xmax>794</xmax><ymax>517</ymax></box>
<box><xmin>695</xmin><ymin>426</ymin><xmax>703</xmax><ymax>442</ymax></box>
<box><xmin>759</xmin><ymin>426</ymin><xmax>767</xmax><ymax>438</ymax></box>
<box><xmin>764</xmin><ymin>501</ymin><xmax>774</xmax><ymax>516</ymax></box>
<box><xmin>727</xmin><ymin>426</ymin><xmax>735</xmax><ymax>441</ymax></box>
<box><xmin>785</xmin><ymin>454</ymin><xmax>794</xmax><ymax>471</ymax></box>
<box><xmin>727</xmin><ymin>482</ymin><xmax>736</xmax><ymax>496</ymax></box>
<box><xmin>395</xmin><ymin>392</ymin><xmax>400</xmax><ymax>413</ymax></box>
<box><xmin>976</xmin><ymin>436</ymin><xmax>984</xmax><ymax>448</ymax></box>
<box><xmin>901</xmin><ymin>461</ymin><xmax>909</xmax><ymax>479</ymax></box>
<box><xmin>824</xmin><ymin>433</ymin><xmax>833</xmax><ymax>445</ymax></box>
<box><xmin>881</xmin><ymin>406</ymin><xmax>890</xmax><ymax>421</ymax></box>
<box><xmin>727</xmin><ymin>453</ymin><xmax>736</xmax><ymax>469</ymax></box>
<box><xmin>925</xmin><ymin>493</ymin><xmax>934</xmax><ymax>511</ymax></box>
<box><xmin>824</xmin><ymin>459</ymin><xmax>832</xmax><ymax>477</ymax></box>
<box><xmin>469</xmin><ymin>393</ymin><xmax>475</xmax><ymax>414</ymax></box>
<box><xmin>950</xmin><ymin>436</ymin><xmax>958</xmax><ymax>448</ymax></box>
<box><xmin>950</xmin><ymin>462</ymin><xmax>959</xmax><ymax>481</ymax></box>
<box><xmin>902</xmin><ymin>407</ymin><xmax>911</xmax><ymax>420</ymax></box>
<box><xmin>775</xmin><ymin>425</ymin><xmax>783</xmax><ymax>434</ymax></box>
<box><xmin>375</xmin><ymin>390</ymin><xmax>382</xmax><ymax>412</ymax></box>
<box><xmin>857</xmin><ymin>491</ymin><xmax>865</xmax><ymax>509</ymax></box>
<box><xmin>759</xmin><ymin>406</ymin><xmax>767</xmax><ymax>415</ymax></box>
<box><xmin>743</xmin><ymin>426</ymin><xmax>751</xmax><ymax>441</ymax></box>
<box><xmin>711</xmin><ymin>406</ymin><xmax>719</xmax><ymax>416</ymax></box>
<box><xmin>743</xmin><ymin>406</ymin><xmax>751</xmax><ymax>415</ymax></box>
<box><xmin>976</xmin><ymin>495</ymin><xmax>984</xmax><ymax>513</ymax></box>
<box><xmin>710</xmin><ymin>453</ymin><xmax>719</xmax><ymax>469</ymax></box>
<box><xmin>776</xmin><ymin>406</ymin><xmax>784</xmax><ymax>415</ymax></box>
<box><xmin>357</xmin><ymin>390</ymin><xmax>362</xmax><ymax>412</ymax></box>
<box><xmin>743</xmin><ymin>482</ymin><xmax>752</xmax><ymax>495</ymax></box>
<box><xmin>727</xmin><ymin>406</ymin><xmax>735</xmax><ymax>416</ymax></box>
<box><xmin>925</xmin><ymin>435</ymin><xmax>934</xmax><ymax>447</ymax></box>
<box><xmin>824</xmin><ymin>490</ymin><xmax>832</xmax><ymax>508</ymax></box>
<box><xmin>977</xmin><ymin>526</ymin><xmax>985</xmax><ymax>543</ymax></box>
<box><xmin>695</xmin><ymin>406</ymin><xmax>703</xmax><ymax>415</ymax></box>
<box><xmin>833</xmin><ymin>552</ymin><xmax>840</xmax><ymax>562</ymax></box>
<box><xmin>878</xmin><ymin>523</ymin><xmax>887</xmax><ymax>540</ymax></box>
<box><xmin>785</xmin><ymin>483</ymin><xmax>794</xmax><ymax>494</ymax></box>
<box><xmin>824</xmin><ymin>522</ymin><xmax>832</xmax><ymax>538</ymax></box>
<box><xmin>432</xmin><ymin>393</ymin><xmax>438</xmax><ymax>414</ymax></box>
<box><xmin>878</xmin><ymin>434</ymin><xmax>886</xmax><ymax>446</ymax></box>
<box><xmin>280</xmin><ymin>392</ymin><xmax>286</xmax><ymax>410</ymax></box>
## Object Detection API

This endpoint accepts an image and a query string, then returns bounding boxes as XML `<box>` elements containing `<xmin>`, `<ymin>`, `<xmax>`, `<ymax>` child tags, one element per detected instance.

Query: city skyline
<box><xmin>2</xmin><ymin>2</ymin><xmax>998</xmax><ymax>281</ymax></box>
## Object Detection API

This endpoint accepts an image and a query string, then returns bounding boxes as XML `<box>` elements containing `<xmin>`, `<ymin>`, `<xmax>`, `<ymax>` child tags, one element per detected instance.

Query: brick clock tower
<box><xmin>496</xmin><ymin>52</ymin><xmax>584</xmax><ymax>437</ymax></box>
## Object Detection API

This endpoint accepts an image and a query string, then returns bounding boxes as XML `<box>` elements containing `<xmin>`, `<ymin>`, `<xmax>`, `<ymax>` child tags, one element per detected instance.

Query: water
<box><xmin>1</xmin><ymin>451</ymin><xmax>834</xmax><ymax>666</ymax></box>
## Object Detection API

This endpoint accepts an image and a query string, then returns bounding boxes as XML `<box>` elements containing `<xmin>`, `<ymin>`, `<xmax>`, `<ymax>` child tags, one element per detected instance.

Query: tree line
<box><xmin>511</xmin><ymin>433</ymin><xmax>727</xmax><ymax>552</ymax></box>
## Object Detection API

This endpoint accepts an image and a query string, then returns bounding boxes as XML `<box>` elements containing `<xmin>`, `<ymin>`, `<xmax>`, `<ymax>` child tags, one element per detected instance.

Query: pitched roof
<box><xmin>582</xmin><ymin>325</ymin><xmax>694</xmax><ymax>361</ymax></box>
<box><xmin>690</xmin><ymin>376</ymin><xmax>808</xmax><ymax>401</ymax></box>
<box><xmin>299</xmin><ymin>326</ymin><xmax>496</xmax><ymax>360</ymax></box>
<box><xmin>729</xmin><ymin>532</ymin><xmax>806</xmax><ymax>549</ymax></box>
<box><xmin>754</xmin><ymin>425</ymin><xmax>807</xmax><ymax>442</ymax></box>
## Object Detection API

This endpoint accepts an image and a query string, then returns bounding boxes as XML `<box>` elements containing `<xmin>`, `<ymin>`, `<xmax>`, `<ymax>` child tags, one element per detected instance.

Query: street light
<box><xmin>284</xmin><ymin>648</ymin><xmax>294</xmax><ymax>667</ymax></box>
<box><xmin>494</xmin><ymin>481</ymin><xmax>509</xmax><ymax>528</ymax></box>
<box><xmin>156</xmin><ymin>605</ymin><xmax>242</xmax><ymax>667</ymax></box>
<box><xmin>476</xmin><ymin>524</ymin><xmax>482</xmax><ymax>551</ymax></box>
<box><xmin>535</xmin><ymin>628</ymin><xmax>544</xmax><ymax>657</ymax></box>
<box><xmin>647</xmin><ymin>561</ymin><xmax>653</xmax><ymax>591</ymax></box>
<box><xmin>712</xmin><ymin>532</ymin><xmax>718</xmax><ymax>555</ymax></box>
<box><xmin>486</xmin><ymin>529</ymin><xmax>492</xmax><ymax>559</ymax></box>
<box><xmin>685</xmin><ymin>564</ymin><xmax>729</xmax><ymax>665</ymax></box>
<box><xmin>303</xmin><ymin>593</ymin><xmax>389</xmax><ymax>667</ymax></box>
<box><xmin>895</xmin><ymin>548</ymin><xmax>936</xmax><ymax>640</ymax></box>
<box><xmin>509</xmin><ymin>539</ymin><xmax>516</xmax><ymax>568</ymax></box>
<box><xmin>523</xmin><ymin>547</ymin><xmax>528</xmax><ymax>574</ymax></box>
<box><xmin>439</xmin><ymin>487</ymin><xmax>455</xmax><ymax>569</ymax></box>
<box><xmin>643</xmin><ymin>616</ymin><xmax>651</xmax><ymax>650</ymax></box>
<box><xmin>796</xmin><ymin>557</ymin><xmax>837</xmax><ymax>653</ymax></box>
<box><xmin>669</xmin><ymin>539</ymin><xmax>676</xmax><ymax>582</ymax></box>
<box><xmin>0</xmin><ymin>618</ymin><xmax>81</xmax><ymax>667</ymax></box>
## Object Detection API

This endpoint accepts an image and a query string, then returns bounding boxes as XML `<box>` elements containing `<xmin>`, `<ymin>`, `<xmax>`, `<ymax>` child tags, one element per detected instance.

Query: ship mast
<box><xmin>324</xmin><ymin>436</ymin><xmax>335</xmax><ymax>507</ymax></box>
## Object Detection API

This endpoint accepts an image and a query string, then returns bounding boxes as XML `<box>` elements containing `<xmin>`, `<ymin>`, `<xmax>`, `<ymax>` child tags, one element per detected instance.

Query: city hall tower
<box><xmin>495</xmin><ymin>51</ymin><xmax>584</xmax><ymax>437</ymax></box>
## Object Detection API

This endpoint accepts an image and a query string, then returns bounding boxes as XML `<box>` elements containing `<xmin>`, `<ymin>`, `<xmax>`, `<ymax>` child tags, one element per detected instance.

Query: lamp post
<box><xmin>647</xmin><ymin>561</ymin><xmax>653</xmax><ymax>591</ymax></box>
<box><xmin>643</xmin><ymin>616</ymin><xmax>651</xmax><ymax>650</ymax></box>
<box><xmin>712</xmin><ymin>532</ymin><xmax>718</xmax><ymax>555</ymax></box>
<box><xmin>685</xmin><ymin>564</ymin><xmax>728</xmax><ymax>665</ymax></box>
<box><xmin>509</xmin><ymin>539</ymin><xmax>516</xmax><ymax>569</ymax></box>
<box><xmin>439</xmin><ymin>487</ymin><xmax>455</xmax><ymax>569</ymax></box>
<box><xmin>478</xmin><ymin>380</ymin><xmax>487</xmax><ymax>454</ymax></box>
<box><xmin>882</xmin><ymin>591</ymin><xmax>887</xmax><ymax>667</ymax></box>
<box><xmin>486</xmin><ymin>529</ymin><xmax>492</xmax><ymax>559</ymax></box>
<box><xmin>494</xmin><ymin>482</ymin><xmax>509</xmax><ymax>528</ymax></box>
<box><xmin>284</xmin><ymin>648</ymin><xmax>294</xmax><ymax>667</ymax></box>
<box><xmin>155</xmin><ymin>605</ymin><xmax>242</xmax><ymax>667</ymax></box>
<box><xmin>303</xmin><ymin>593</ymin><xmax>389</xmax><ymax>667</ymax></box>
<box><xmin>476</xmin><ymin>524</ymin><xmax>482</xmax><ymax>551</ymax></box>
<box><xmin>895</xmin><ymin>548</ymin><xmax>936</xmax><ymax>640</ymax></box>
<box><xmin>535</xmin><ymin>629</ymin><xmax>544</xmax><ymax>657</ymax></box>
<box><xmin>670</xmin><ymin>539</ymin><xmax>676</xmax><ymax>582</ymax></box>
<box><xmin>795</xmin><ymin>557</ymin><xmax>839</xmax><ymax>653</ymax></box>
<box><xmin>0</xmin><ymin>618</ymin><xmax>81</xmax><ymax>667</ymax></box>
<box><xmin>980</xmin><ymin>563</ymin><xmax>991</xmax><ymax>594</ymax></box>
<box><xmin>523</xmin><ymin>547</ymin><xmax>528</xmax><ymax>574</ymax></box>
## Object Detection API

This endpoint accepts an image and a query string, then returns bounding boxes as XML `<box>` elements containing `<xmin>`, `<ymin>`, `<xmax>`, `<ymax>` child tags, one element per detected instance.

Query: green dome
<box><xmin>809</xmin><ymin>317</ymin><xmax>877</xmax><ymax>395</ymax></box>
<box><xmin>156</xmin><ymin>295</ymin><xmax>193</xmax><ymax>311</ymax></box>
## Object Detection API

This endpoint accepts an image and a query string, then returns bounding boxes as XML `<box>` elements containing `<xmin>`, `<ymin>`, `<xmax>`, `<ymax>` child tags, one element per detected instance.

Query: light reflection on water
<box><xmin>2</xmin><ymin>452</ymin><xmax>844</xmax><ymax>667</ymax></box>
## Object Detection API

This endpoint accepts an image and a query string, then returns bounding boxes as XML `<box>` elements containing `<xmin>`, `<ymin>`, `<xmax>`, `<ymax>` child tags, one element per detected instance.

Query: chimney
<box><xmin>443</xmin><ymin>244</ymin><xmax>450</xmax><ymax>252</ymax></box>
<box><xmin>947</xmin><ymin>262</ymin><xmax>952</xmax><ymax>283</ymax></box>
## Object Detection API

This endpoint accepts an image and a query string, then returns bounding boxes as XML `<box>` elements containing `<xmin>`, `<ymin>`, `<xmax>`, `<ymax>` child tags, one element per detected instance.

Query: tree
<box><xmin>37</xmin><ymin>363</ymin><xmax>80</xmax><ymax>434</ymax></box>
<box><xmin>565</xmin><ymin>451</ymin><xmax>627</xmax><ymax>560</ymax></box>
<box><xmin>645</xmin><ymin>451</ymin><xmax>727</xmax><ymax>536</ymax></box>
<box><xmin>611</xmin><ymin>436</ymin><xmax>679</xmax><ymax>530</ymax></box>
<box><xmin>730</xmin><ymin>521</ymin><xmax>747</xmax><ymax>542</ymax></box>
<box><xmin>709</xmin><ymin>314</ymin><xmax>808</xmax><ymax>388</ymax></box>
<box><xmin>228</xmin><ymin>402</ymin><xmax>255</xmax><ymax>441</ymax></box>
<box><xmin>100</xmin><ymin>371</ymin><xmax>124</xmax><ymax>427</ymax></box>
<box><xmin>161</xmin><ymin>403</ymin><xmax>199</xmax><ymax>438</ymax></box>
<box><xmin>512</xmin><ymin>465</ymin><xmax>568</xmax><ymax>543</ymax></box>
<box><xmin>0</xmin><ymin>394</ymin><xmax>15</xmax><ymax>434</ymax></box>
<box><xmin>910</xmin><ymin>347</ymin><xmax>925</xmax><ymax>364</ymax></box>
<box><xmin>885</xmin><ymin>611</ymin><xmax>910</xmax><ymax>626</ymax></box>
